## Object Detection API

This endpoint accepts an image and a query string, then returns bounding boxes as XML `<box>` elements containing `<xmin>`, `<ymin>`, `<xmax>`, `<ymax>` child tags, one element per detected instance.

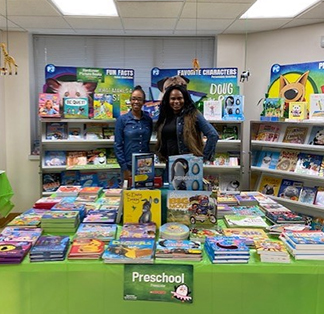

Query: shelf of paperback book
<box><xmin>251</xmin><ymin>167</ymin><xmax>324</xmax><ymax>183</ymax></box>
<box><xmin>251</xmin><ymin>141</ymin><xmax>324</xmax><ymax>153</ymax></box>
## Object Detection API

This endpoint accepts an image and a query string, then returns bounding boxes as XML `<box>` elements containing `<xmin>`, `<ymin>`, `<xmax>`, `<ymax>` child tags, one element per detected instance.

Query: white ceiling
<box><xmin>0</xmin><ymin>0</ymin><xmax>323</xmax><ymax>36</ymax></box>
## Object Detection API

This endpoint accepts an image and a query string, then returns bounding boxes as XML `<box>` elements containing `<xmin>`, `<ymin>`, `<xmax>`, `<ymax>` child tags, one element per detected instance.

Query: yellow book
<box><xmin>257</xmin><ymin>175</ymin><xmax>282</xmax><ymax>197</ymax></box>
<box><xmin>288</xmin><ymin>102</ymin><xmax>308</xmax><ymax>120</ymax></box>
<box><xmin>123</xmin><ymin>190</ymin><xmax>161</xmax><ymax>227</ymax></box>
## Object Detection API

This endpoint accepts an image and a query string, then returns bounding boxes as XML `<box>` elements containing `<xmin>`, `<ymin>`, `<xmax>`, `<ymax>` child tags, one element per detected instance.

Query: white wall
<box><xmin>2</xmin><ymin>23</ymin><xmax>324</xmax><ymax>211</ymax></box>
<box><xmin>217</xmin><ymin>22</ymin><xmax>324</xmax><ymax>189</ymax></box>
<box><xmin>2</xmin><ymin>32</ymin><xmax>39</xmax><ymax>212</ymax></box>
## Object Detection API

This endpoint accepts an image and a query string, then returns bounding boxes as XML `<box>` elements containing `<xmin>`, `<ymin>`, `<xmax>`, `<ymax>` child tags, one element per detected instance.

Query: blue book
<box><xmin>256</xmin><ymin>150</ymin><xmax>280</xmax><ymax>169</ymax></box>
<box><xmin>295</xmin><ymin>153</ymin><xmax>323</xmax><ymax>175</ymax></box>
<box><xmin>222</xmin><ymin>95</ymin><xmax>244</xmax><ymax>121</ymax></box>
<box><xmin>299</xmin><ymin>186</ymin><xmax>317</xmax><ymax>204</ymax></box>
<box><xmin>205</xmin><ymin>236</ymin><xmax>249</xmax><ymax>255</ymax></box>
<box><xmin>277</xmin><ymin>179</ymin><xmax>303</xmax><ymax>201</ymax></box>
<box><xmin>44</xmin><ymin>151</ymin><xmax>66</xmax><ymax>166</ymax></box>
<box><xmin>61</xmin><ymin>170</ymin><xmax>81</xmax><ymax>185</ymax></box>
<box><xmin>80</xmin><ymin>172</ymin><xmax>99</xmax><ymax>187</ymax></box>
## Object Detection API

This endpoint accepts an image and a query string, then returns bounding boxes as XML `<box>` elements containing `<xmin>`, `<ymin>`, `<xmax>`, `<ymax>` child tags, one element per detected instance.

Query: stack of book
<box><xmin>119</xmin><ymin>222</ymin><xmax>156</xmax><ymax>240</ymax></box>
<box><xmin>104</xmin><ymin>188</ymin><xmax>123</xmax><ymax>197</ymax></box>
<box><xmin>0</xmin><ymin>227</ymin><xmax>42</xmax><ymax>245</ymax></box>
<box><xmin>51</xmin><ymin>202</ymin><xmax>87</xmax><ymax>221</ymax></box>
<box><xmin>223</xmin><ymin>228</ymin><xmax>268</xmax><ymax>247</ymax></box>
<box><xmin>102</xmin><ymin>239</ymin><xmax>155</xmax><ymax>264</ymax></box>
<box><xmin>216</xmin><ymin>203</ymin><xmax>234</xmax><ymax>218</ymax></box>
<box><xmin>0</xmin><ymin>241</ymin><xmax>32</xmax><ymax>264</ymax></box>
<box><xmin>75</xmin><ymin>223</ymin><xmax>117</xmax><ymax>242</ymax></box>
<box><xmin>234</xmin><ymin>194</ymin><xmax>258</xmax><ymax>206</ymax></box>
<box><xmin>189</xmin><ymin>227</ymin><xmax>223</xmax><ymax>243</ymax></box>
<box><xmin>33</xmin><ymin>196</ymin><xmax>62</xmax><ymax>209</ymax></box>
<box><xmin>68</xmin><ymin>238</ymin><xmax>105</xmax><ymax>260</ymax></box>
<box><xmin>83</xmin><ymin>210</ymin><xmax>117</xmax><ymax>224</ymax></box>
<box><xmin>155</xmin><ymin>239</ymin><xmax>203</xmax><ymax>261</ymax></box>
<box><xmin>254</xmin><ymin>239</ymin><xmax>290</xmax><ymax>263</ymax></box>
<box><xmin>230</xmin><ymin>205</ymin><xmax>265</xmax><ymax>217</ymax></box>
<box><xmin>75</xmin><ymin>186</ymin><xmax>103</xmax><ymax>202</ymax></box>
<box><xmin>205</xmin><ymin>236</ymin><xmax>250</xmax><ymax>264</ymax></box>
<box><xmin>216</xmin><ymin>193</ymin><xmax>238</xmax><ymax>205</ymax></box>
<box><xmin>29</xmin><ymin>235</ymin><xmax>70</xmax><ymax>262</ymax></box>
<box><xmin>266</xmin><ymin>224</ymin><xmax>310</xmax><ymax>236</ymax></box>
<box><xmin>280</xmin><ymin>230</ymin><xmax>324</xmax><ymax>260</ymax></box>
<box><xmin>41</xmin><ymin>210</ymin><xmax>80</xmax><ymax>233</ymax></box>
<box><xmin>55</xmin><ymin>185</ymin><xmax>82</xmax><ymax>197</ymax></box>
<box><xmin>261</xmin><ymin>204</ymin><xmax>305</xmax><ymax>224</ymax></box>
<box><xmin>7</xmin><ymin>208</ymin><xmax>47</xmax><ymax>228</ymax></box>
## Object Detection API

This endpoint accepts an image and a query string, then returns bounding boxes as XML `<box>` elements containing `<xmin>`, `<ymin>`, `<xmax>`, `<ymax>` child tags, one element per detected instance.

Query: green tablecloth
<box><xmin>0</xmin><ymin>171</ymin><xmax>14</xmax><ymax>217</ymax></box>
<box><xmin>1</xmin><ymin>252</ymin><xmax>324</xmax><ymax>314</ymax></box>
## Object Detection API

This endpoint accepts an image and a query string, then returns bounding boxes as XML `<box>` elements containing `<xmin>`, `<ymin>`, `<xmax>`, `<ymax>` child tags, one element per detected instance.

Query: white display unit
<box><xmin>249</xmin><ymin>120</ymin><xmax>324</xmax><ymax>217</ymax></box>
<box><xmin>39</xmin><ymin>118</ymin><xmax>118</xmax><ymax>196</ymax></box>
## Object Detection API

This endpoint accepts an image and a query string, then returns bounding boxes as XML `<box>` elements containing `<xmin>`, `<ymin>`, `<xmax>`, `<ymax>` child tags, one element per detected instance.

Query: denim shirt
<box><xmin>176</xmin><ymin>111</ymin><xmax>219</xmax><ymax>161</ymax></box>
<box><xmin>114</xmin><ymin>110</ymin><xmax>153</xmax><ymax>171</ymax></box>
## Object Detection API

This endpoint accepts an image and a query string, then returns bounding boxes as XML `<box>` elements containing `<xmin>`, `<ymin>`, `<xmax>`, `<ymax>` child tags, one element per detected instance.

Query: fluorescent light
<box><xmin>51</xmin><ymin>0</ymin><xmax>118</xmax><ymax>17</ymax></box>
<box><xmin>241</xmin><ymin>0</ymin><xmax>320</xmax><ymax>18</ymax></box>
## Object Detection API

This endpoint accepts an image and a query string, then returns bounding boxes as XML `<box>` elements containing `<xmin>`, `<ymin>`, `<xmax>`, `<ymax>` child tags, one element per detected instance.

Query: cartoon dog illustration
<box><xmin>279</xmin><ymin>71</ymin><xmax>309</xmax><ymax>103</ymax></box>
<box><xmin>138</xmin><ymin>197</ymin><xmax>152</xmax><ymax>223</ymax></box>
<box><xmin>157</xmin><ymin>75</ymin><xmax>190</xmax><ymax>100</ymax></box>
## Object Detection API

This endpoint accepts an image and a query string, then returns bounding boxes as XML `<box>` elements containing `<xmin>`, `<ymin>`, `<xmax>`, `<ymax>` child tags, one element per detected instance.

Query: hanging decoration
<box><xmin>240</xmin><ymin>19</ymin><xmax>249</xmax><ymax>82</ymax></box>
<box><xmin>0</xmin><ymin>0</ymin><xmax>18</xmax><ymax>75</ymax></box>
<box><xmin>192</xmin><ymin>0</ymin><xmax>200</xmax><ymax>71</ymax></box>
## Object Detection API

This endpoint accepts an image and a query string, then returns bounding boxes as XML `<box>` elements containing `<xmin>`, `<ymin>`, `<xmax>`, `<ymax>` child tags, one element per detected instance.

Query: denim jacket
<box><xmin>157</xmin><ymin>111</ymin><xmax>219</xmax><ymax>162</ymax></box>
<box><xmin>114</xmin><ymin>110</ymin><xmax>153</xmax><ymax>171</ymax></box>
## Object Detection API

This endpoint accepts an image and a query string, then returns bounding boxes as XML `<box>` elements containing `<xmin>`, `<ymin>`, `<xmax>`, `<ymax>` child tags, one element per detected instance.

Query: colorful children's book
<box><xmin>84</xmin><ymin>123</ymin><xmax>104</xmax><ymax>140</ymax></box>
<box><xmin>308</xmin><ymin>126</ymin><xmax>324</xmax><ymax>146</ymax></box>
<box><xmin>46</xmin><ymin>122</ymin><xmax>67</xmax><ymax>140</ymax></box>
<box><xmin>97</xmin><ymin>170</ymin><xmax>121</xmax><ymax>189</ymax></box>
<box><xmin>309</xmin><ymin>93</ymin><xmax>324</xmax><ymax>120</ymax></box>
<box><xmin>68</xmin><ymin>124</ymin><xmax>84</xmax><ymax>140</ymax></box>
<box><xmin>42</xmin><ymin>173</ymin><xmax>61</xmax><ymax>192</ymax></box>
<box><xmin>257</xmin><ymin>174</ymin><xmax>282</xmax><ymax>196</ymax></box>
<box><xmin>221</xmin><ymin>125</ymin><xmax>239</xmax><ymax>140</ymax></box>
<box><xmin>142</xmin><ymin>101</ymin><xmax>160</xmax><ymax>122</ymax></box>
<box><xmin>0</xmin><ymin>241</ymin><xmax>32</xmax><ymax>264</ymax></box>
<box><xmin>255</xmin><ymin>123</ymin><xmax>281</xmax><ymax>142</ymax></box>
<box><xmin>288</xmin><ymin>102</ymin><xmax>308</xmax><ymax>120</ymax></box>
<box><xmin>102</xmin><ymin>239</ymin><xmax>155</xmax><ymax>263</ymax></box>
<box><xmin>277</xmin><ymin>179</ymin><xmax>303</xmax><ymax>201</ymax></box>
<box><xmin>79</xmin><ymin>172</ymin><xmax>99</xmax><ymax>187</ymax></box>
<box><xmin>61</xmin><ymin>170</ymin><xmax>81</xmax><ymax>186</ymax></box>
<box><xmin>131</xmin><ymin>153</ymin><xmax>155</xmax><ymax>188</ymax></box>
<box><xmin>282</xmin><ymin>126</ymin><xmax>308</xmax><ymax>144</ymax></box>
<box><xmin>66</xmin><ymin>151</ymin><xmax>88</xmax><ymax>166</ymax></box>
<box><xmin>87</xmin><ymin>149</ymin><xmax>107</xmax><ymax>165</ymax></box>
<box><xmin>203</xmin><ymin>99</ymin><xmax>222</xmax><ymax>120</ymax></box>
<box><xmin>83</xmin><ymin>210</ymin><xmax>117</xmax><ymax>224</ymax></box>
<box><xmin>223</xmin><ymin>228</ymin><xmax>268</xmax><ymax>246</ymax></box>
<box><xmin>119</xmin><ymin>222</ymin><xmax>156</xmax><ymax>240</ymax></box>
<box><xmin>275</xmin><ymin>149</ymin><xmax>299</xmax><ymax>172</ymax></box>
<box><xmin>75</xmin><ymin>223</ymin><xmax>117</xmax><ymax>242</ymax></box>
<box><xmin>44</xmin><ymin>151</ymin><xmax>66</xmax><ymax>166</ymax></box>
<box><xmin>0</xmin><ymin>227</ymin><xmax>43</xmax><ymax>245</ymax></box>
<box><xmin>314</xmin><ymin>187</ymin><xmax>324</xmax><ymax>206</ymax></box>
<box><xmin>167</xmin><ymin>190</ymin><xmax>216</xmax><ymax>226</ymax></box>
<box><xmin>63</xmin><ymin>97</ymin><xmax>89</xmax><ymax>119</ymax></box>
<box><xmin>224</xmin><ymin>215</ymin><xmax>268</xmax><ymax>228</ymax></box>
<box><xmin>294</xmin><ymin>153</ymin><xmax>323</xmax><ymax>176</ymax></box>
<box><xmin>123</xmin><ymin>190</ymin><xmax>161</xmax><ymax>227</ymax></box>
<box><xmin>299</xmin><ymin>186</ymin><xmax>317</xmax><ymax>204</ymax></box>
<box><xmin>260</xmin><ymin>97</ymin><xmax>285</xmax><ymax>121</ymax></box>
<box><xmin>218</xmin><ymin>174</ymin><xmax>240</xmax><ymax>192</ymax></box>
<box><xmin>68</xmin><ymin>238</ymin><xmax>105</xmax><ymax>259</ymax></box>
<box><xmin>93</xmin><ymin>93</ymin><xmax>114</xmax><ymax>119</ymax></box>
<box><xmin>222</xmin><ymin>95</ymin><xmax>244</xmax><ymax>121</ymax></box>
<box><xmin>38</xmin><ymin>93</ymin><xmax>61</xmax><ymax>118</ymax></box>
<box><xmin>168</xmin><ymin>154</ymin><xmax>203</xmax><ymax>191</ymax></box>
<box><xmin>255</xmin><ymin>150</ymin><xmax>280</xmax><ymax>169</ymax></box>
<box><xmin>281</xmin><ymin>230</ymin><xmax>324</xmax><ymax>249</ymax></box>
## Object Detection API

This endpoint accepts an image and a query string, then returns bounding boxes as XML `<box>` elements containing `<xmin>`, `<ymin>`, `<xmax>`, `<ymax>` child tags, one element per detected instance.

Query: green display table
<box><xmin>0</xmin><ymin>171</ymin><xmax>14</xmax><ymax>217</ymax></box>
<box><xmin>1</xmin><ymin>252</ymin><xmax>324</xmax><ymax>314</ymax></box>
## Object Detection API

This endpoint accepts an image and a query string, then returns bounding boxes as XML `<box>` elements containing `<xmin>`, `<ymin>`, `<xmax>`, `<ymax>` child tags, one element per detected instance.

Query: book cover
<box><xmin>42</xmin><ymin>173</ymin><xmax>61</xmax><ymax>192</ymax></box>
<box><xmin>83</xmin><ymin>210</ymin><xmax>117</xmax><ymax>224</ymax></box>
<box><xmin>260</xmin><ymin>97</ymin><xmax>285</xmax><ymax>121</ymax></box>
<box><xmin>97</xmin><ymin>171</ymin><xmax>121</xmax><ymax>189</ymax></box>
<box><xmin>295</xmin><ymin>153</ymin><xmax>323</xmax><ymax>175</ymax></box>
<box><xmin>282</xmin><ymin>126</ymin><xmax>309</xmax><ymax>144</ymax></box>
<box><xmin>102</xmin><ymin>239</ymin><xmax>155</xmax><ymax>263</ymax></box>
<box><xmin>254</xmin><ymin>239</ymin><xmax>288</xmax><ymax>256</ymax></box>
<box><xmin>257</xmin><ymin>175</ymin><xmax>282</xmax><ymax>196</ymax></box>
<box><xmin>288</xmin><ymin>102</ymin><xmax>308</xmax><ymax>120</ymax></box>
<box><xmin>38</xmin><ymin>93</ymin><xmax>60</xmax><ymax>118</ymax></box>
<box><xmin>167</xmin><ymin>190</ymin><xmax>216</xmax><ymax>225</ymax></box>
<box><xmin>282</xmin><ymin>230</ymin><xmax>324</xmax><ymax>249</ymax></box>
<box><xmin>87</xmin><ymin>149</ymin><xmax>107</xmax><ymax>165</ymax></box>
<box><xmin>308</xmin><ymin>126</ymin><xmax>324</xmax><ymax>145</ymax></box>
<box><xmin>68</xmin><ymin>238</ymin><xmax>105</xmax><ymax>259</ymax></box>
<box><xmin>44</xmin><ymin>150</ymin><xmax>66</xmax><ymax>167</ymax></box>
<box><xmin>119</xmin><ymin>222</ymin><xmax>156</xmax><ymax>240</ymax></box>
<box><xmin>66</xmin><ymin>151</ymin><xmax>88</xmax><ymax>166</ymax></box>
<box><xmin>131</xmin><ymin>153</ymin><xmax>155</xmax><ymax>188</ymax></box>
<box><xmin>314</xmin><ymin>187</ymin><xmax>324</xmax><ymax>206</ymax></box>
<box><xmin>46</xmin><ymin>122</ymin><xmax>67</xmax><ymax>140</ymax></box>
<box><xmin>155</xmin><ymin>239</ymin><xmax>202</xmax><ymax>257</ymax></box>
<box><xmin>63</xmin><ymin>97</ymin><xmax>89</xmax><ymax>119</ymax></box>
<box><xmin>230</xmin><ymin>205</ymin><xmax>265</xmax><ymax>217</ymax></box>
<box><xmin>203</xmin><ymin>99</ymin><xmax>222</xmax><ymax>120</ymax></box>
<box><xmin>213</xmin><ymin>152</ymin><xmax>230</xmax><ymax>166</ymax></box>
<box><xmin>255</xmin><ymin>123</ymin><xmax>281</xmax><ymax>142</ymax></box>
<box><xmin>205</xmin><ymin>236</ymin><xmax>249</xmax><ymax>254</ymax></box>
<box><xmin>30</xmin><ymin>235</ymin><xmax>70</xmax><ymax>253</ymax></box>
<box><xmin>275</xmin><ymin>149</ymin><xmax>299</xmax><ymax>172</ymax></box>
<box><xmin>102</xmin><ymin>126</ymin><xmax>115</xmax><ymax>140</ymax></box>
<box><xmin>255</xmin><ymin>150</ymin><xmax>280</xmax><ymax>169</ymax></box>
<box><xmin>299</xmin><ymin>186</ymin><xmax>317</xmax><ymax>204</ymax></box>
<box><xmin>224</xmin><ymin>215</ymin><xmax>268</xmax><ymax>228</ymax></box>
<box><xmin>0</xmin><ymin>241</ymin><xmax>32</xmax><ymax>262</ymax></box>
<box><xmin>0</xmin><ymin>227</ymin><xmax>43</xmax><ymax>245</ymax></box>
<box><xmin>79</xmin><ymin>172</ymin><xmax>99</xmax><ymax>187</ymax></box>
<box><xmin>142</xmin><ymin>101</ymin><xmax>160</xmax><ymax>122</ymax></box>
<box><xmin>222</xmin><ymin>95</ymin><xmax>244</xmax><ymax>121</ymax></box>
<box><xmin>123</xmin><ymin>190</ymin><xmax>162</xmax><ymax>227</ymax></box>
<box><xmin>223</xmin><ymin>228</ymin><xmax>268</xmax><ymax>245</ymax></box>
<box><xmin>309</xmin><ymin>93</ymin><xmax>324</xmax><ymax>120</ymax></box>
<box><xmin>221</xmin><ymin>125</ymin><xmax>239</xmax><ymax>140</ymax></box>
<box><xmin>84</xmin><ymin>123</ymin><xmax>104</xmax><ymax>140</ymax></box>
<box><xmin>75</xmin><ymin>223</ymin><xmax>117</xmax><ymax>241</ymax></box>
<box><xmin>93</xmin><ymin>93</ymin><xmax>114</xmax><ymax>120</ymax></box>
<box><xmin>168</xmin><ymin>154</ymin><xmax>203</xmax><ymax>191</ymax></box>
<box><xmin>68</xmin><ymin>123</ymin><xmax>84</xmax><ymax>140</ymax></box>
<box><xmin>218</xmin><ymin>174</ymin><xmax>240</xmax><ymax>192</ymax></box>
<box><xmin>277</xmin><ymin>179</ymin><xmax>303</xmax><ymax>201</ymax></box>
<box><xmin>61</xmin><ymin>170</ymin><xmax>81</xmax><ymax>185</ymax></box>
